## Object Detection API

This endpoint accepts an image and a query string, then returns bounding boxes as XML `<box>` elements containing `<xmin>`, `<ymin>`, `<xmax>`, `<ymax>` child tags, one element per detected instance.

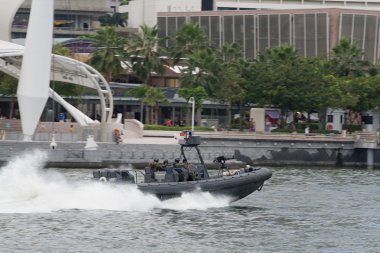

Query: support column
<box><xmin>367</xmin><ymin>148</ymin><xmax>374</xmax><ymax>169</ymax></box>
<box><xmin>172</xmin><ymin>106</ymin><xmax>175</xmax><ymax>125</ymax></box>
<box><xmin>17</xmin><ymin>0</ymin><xmax>54</xmax><ymax>141</ymax></box>
<box><xmin>92</xmin><ymin>103</ymin><xmax>96</xmax><ymax>119</ymax></box>
<box><xmin>121</xmin><ymin>104</ymin><xmax>126</xmax><ymax>123</ymax></box>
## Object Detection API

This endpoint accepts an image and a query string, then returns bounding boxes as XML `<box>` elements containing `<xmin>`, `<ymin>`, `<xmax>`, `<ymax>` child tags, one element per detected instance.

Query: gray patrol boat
<box><xmin>93</xmin><ymin>132</ymin><xmax>272</xmax><ymax>202</ymax></box>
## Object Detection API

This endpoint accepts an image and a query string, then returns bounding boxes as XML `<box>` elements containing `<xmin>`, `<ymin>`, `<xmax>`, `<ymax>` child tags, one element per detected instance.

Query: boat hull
<box><xmin>137</xmin><ymin>167</ymin><xmax>272</xmax><ymax>202</ymax></box>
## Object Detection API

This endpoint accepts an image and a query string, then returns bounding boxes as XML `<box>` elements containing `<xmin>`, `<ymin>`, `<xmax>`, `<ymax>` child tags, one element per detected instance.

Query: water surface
<box><xmin>0</xmin><ymin>151</ymin><xmax>379</xmax><ymax>253</ymax></box>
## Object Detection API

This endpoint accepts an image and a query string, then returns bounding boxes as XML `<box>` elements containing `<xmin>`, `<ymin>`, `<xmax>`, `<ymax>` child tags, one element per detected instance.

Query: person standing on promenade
<box><xmin>249</xmin><ymin>119</ymin><xmax>255</xmax><ymax>132</ymax></box>
<box><xmin>165</xmin><ymin>118</ymin><xmax>172</xmax><ymax>127</ymax></box>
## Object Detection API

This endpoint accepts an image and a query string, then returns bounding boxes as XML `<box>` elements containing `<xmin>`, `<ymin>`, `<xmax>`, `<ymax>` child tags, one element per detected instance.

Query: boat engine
<box><xmin>93</xmin><ymin>169</ymin><xmax>135</xmax><ymax>184</ymax></box>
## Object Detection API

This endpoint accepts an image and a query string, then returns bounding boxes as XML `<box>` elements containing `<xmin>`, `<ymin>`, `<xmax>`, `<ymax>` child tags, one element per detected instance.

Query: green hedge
<box><xmin>346</xmin><ymin>124</ymin><xmax>361</xmax><ymax>133</ymax></box>
<box><xmin>144</xmin><ymin>124</ymin><xmax>213</xmax><ymax>131</ymax></box>
<box><xmin>294</xmin><ymin>123</ymin><xmax>320</xmax><ymax>131</ymax></box>
<box><xmin>271</xmin><ymin>128</ymin><xmax>340</xmax><ymax>134</ymax></box>
<box><xmin>230</xmin><ymin>118</ymin><xmax>249</xmax><ymax>129</ymax></box>
<box><xmin>272</xmin><ymin>122</ymin><xmax>342</xmax><ymax>134</ymax></box>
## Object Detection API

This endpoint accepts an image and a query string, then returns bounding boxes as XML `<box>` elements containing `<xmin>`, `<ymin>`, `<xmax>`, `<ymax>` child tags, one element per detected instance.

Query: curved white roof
<box><xmin>0</xmin><ymin>0</ymin><xmax>24</xmax><ymax>41</ymax></box>
<box><xmin>0</xmin><ymin>40</ymin><xmax>114</xmax><ymax>125</ymax></box>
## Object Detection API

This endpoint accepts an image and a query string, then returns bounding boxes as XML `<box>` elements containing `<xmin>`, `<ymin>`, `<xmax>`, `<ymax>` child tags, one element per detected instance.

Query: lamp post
<box><xmin>189</xmin><ymin>97</ymin><xmax>195</xmax><ymax>132</ymax></box>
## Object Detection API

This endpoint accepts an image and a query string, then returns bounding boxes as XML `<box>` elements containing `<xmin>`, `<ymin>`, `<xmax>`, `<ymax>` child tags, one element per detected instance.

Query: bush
<box><xmin>271</xmin><ymin>128</ymin><xmax>297</xmax><ymax>133</ymax></box>
<box><xmin>294</xmin><ymin>123</ymin><xmax>319</xmax><ymax>131</ymax></box>
<box><xmin>231</xmin><ymin>119</ymin><xmax>249</xmax><ymax>129</ymax></box>
<box><xmin>346</xmin><ymin>124</ymin><xmax>361</xmax><ymax>133</ymax></box>
<box><xmin>272</xmin><ymin>127</ymin><xmax>340</xmax><ymax>135</ymax></box>
<box><xmin>144</xmin><ymin>124</ymin><xmax>213</xmax><ymax>132</ymax></box>
<box><xmin>273</xmin><ymin>122</ymin><xmax>342</xmax><ymax>134</ymax></box>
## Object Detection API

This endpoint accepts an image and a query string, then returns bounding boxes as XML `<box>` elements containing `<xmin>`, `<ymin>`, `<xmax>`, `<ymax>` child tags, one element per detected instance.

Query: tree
<box><xmin>171</xmin><ymin>22</ymin><xmax>211</xmax><ymax>61</ymax></box>
<box><xmin>217</xmin><ymin>43</ymin><xmax>248</xmax><ymax>130</ymax></box>
<box><xmin>337</xmin><ymin>76</ymin><xmax>380</xmax><ymax>112</ymax></box>
<box><xmin>129</xmin><ymin>85</ymin><xmax>147</xmax><ymax>122</ymax></box>
<box><xmin>247</xmin><ymin>44</ymin><xmax>301</xmax><ymax>110</ymax></box>
<box><xmin>127</xmin><ymin>25</ymin><xmax>166</xmax><ymax>85</ymax></box>
<box><xmin>359</xmin><ymin>76</ymin><xmax>380</xmax><ymax>111</ymax></box>
<box><xmin>0</xmin><ymin>72</ymin><xmax>18</xmax><ymax>118</ymax></box>
<box><xmin>127</xmin><ymin>24</ymin><xmax>167</xmax><ymax>123</ymax></box>
<box><xmin>247</xmin><ymin>44</ymin><xmax>340</xmax><ymax>125</ymax></box>
<box><xmin>177</xmin><ymin>47</ymin><xmax>222</xmax><ymax>126</ymax></box>
<box><xmin>258</xmin><ymin>43</ymin><xmax>298</xmax><ymax>64</ymax></box>
<box><xmin>179</xmin><ymin>48</ymin><xmax>221</xmax><ymax>96</ymax></box>
<box><xmin>178</xmin><ymin>86</ymin><xmax>208</xmax><ymax>127</ymax></box>
<box><xmin>292</xmin><ymin>58</ymin><xmax>345</xmax><ymax>123</ymax></box>
<box><xmin>86</xmin><ymin>26</ymin><xmax>126</xmax><ymax>82</ymax></box>
<box><xmin>144</xmin><ymin>87</ymin><xmax>168</xmax><ymax>125</ymax></box>
<box><xmin>328</xmin><ymin>38</ymin><xmax>370</xmax><ymax>77</ymax></box>
<box><xmin>99</xmin><ymin>13</ymin><xmax>128</xmax><ymax>27</ymax></box>
<box><xmin>130</xmin><ymin>86</ymin><xmax>168</xmax><ymax>125</ymax></box>
<box><xmin>170</xmin><ymin>22</ymin><xmax>223</xmax><ymax>126</ymax></box>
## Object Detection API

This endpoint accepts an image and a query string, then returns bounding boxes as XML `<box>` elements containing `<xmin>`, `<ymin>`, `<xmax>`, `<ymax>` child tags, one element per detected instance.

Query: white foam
<box><xmin>0</xmin><ymin>151</ymin><xmax>230</xmax><ymax>213</ymax></box>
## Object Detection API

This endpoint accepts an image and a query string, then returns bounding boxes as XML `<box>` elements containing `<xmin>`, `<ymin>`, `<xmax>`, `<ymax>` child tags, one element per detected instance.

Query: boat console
<box><xmin>93</xmin><ymin>132</ymin><xmax>210</xmax><ymax>184</ymax></box>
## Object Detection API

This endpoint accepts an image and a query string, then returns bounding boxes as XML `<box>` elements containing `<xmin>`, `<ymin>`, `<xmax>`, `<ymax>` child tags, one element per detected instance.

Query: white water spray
<box><xmin>0</xmin><ymin>151</ymin><xmax>230</xmax><ymax>213</ymax></box>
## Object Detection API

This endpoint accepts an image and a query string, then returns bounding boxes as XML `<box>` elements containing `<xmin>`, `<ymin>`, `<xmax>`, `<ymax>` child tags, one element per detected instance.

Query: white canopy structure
<box><xmin>0</xmin><ymin>40</ymin><xmax>114</xmax><ymax>126</ymax></box>
<box><xmin>0</xmin><ymin>0</ymin><xmax>114</xmax><ymax>141</ymax></box>
<box><xmin>0</xmin><ymin>0</ymin><xmax>24</xmax><ymax>42</ymax></box>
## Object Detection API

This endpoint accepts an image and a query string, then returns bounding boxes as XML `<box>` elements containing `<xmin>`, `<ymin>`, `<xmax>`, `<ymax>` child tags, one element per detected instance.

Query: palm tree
<box><xmin>171</xmin><ymin>22</ymin><xmax>211</xmax><ymax>62</ymax></box>
<box><xmin>218</xmin><ymin>43</ymin><xmax>248</xmax><ymax>130</ymax></box>
<box><xmin>329</xmin><ymin>38</ymin><xmax>367</xmax><ymax>77</ymax></box>
<box><xmin>143</xmin><ymin>87</ymin><xmax>168</xmax><ymax>125</ymax></box>
<box><xmin>177</xmin><ymin>48</ymin><xmax>222</xmax><ymax>126</ymax></box>
<box><xmin>127</xmin><ymin>25</ymin><xmax>166</xmax><ymax>85</ymax></box>
<box><xmin>129</xmin><ymin>85</ymin><xmax>147</xmax><ymax>123</ymax></box>
<box><xmin>99</xmin><ymin>13</ymin><xmax>128</xmax><ymax>27</ymax></box>
<box><xmin>180</xmin><ymin>48</ymin><xmax>221</xmax><ymax>95</ymax></box>
<box><xmin>258</xmin><ymin>43</ymin><xmax>298</xmax><ymax>66</ymax></box>
<box><xmin>86</xmin><ymin>26</ymin><xmax>126</xmax><ymax>82</ymax></box>
<box><xmin>171</xmin><ymin>22</ymin><xmax>221</xmax><ymax>127</ymax></box>
<box><xmin>127</xmin><ymin>24</ymin><xmax>167</xmax><ymax>123</ymax></box>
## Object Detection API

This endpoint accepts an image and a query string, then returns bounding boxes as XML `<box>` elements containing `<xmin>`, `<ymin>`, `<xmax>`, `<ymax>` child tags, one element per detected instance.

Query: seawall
<box><xmin>0</xmin><ymin>132</ymin><xmax>378</xmax><ymax>168</ymax></box>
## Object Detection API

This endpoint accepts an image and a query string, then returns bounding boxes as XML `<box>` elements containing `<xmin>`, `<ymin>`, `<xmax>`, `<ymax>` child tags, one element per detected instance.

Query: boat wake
<box><xmin>0</xmin><ymin>150</ymin><xmax>231</xmax><ymax>213</ymax></box>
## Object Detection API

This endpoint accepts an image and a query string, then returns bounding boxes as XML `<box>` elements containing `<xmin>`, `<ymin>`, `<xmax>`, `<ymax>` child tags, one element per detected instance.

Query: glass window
<box><xmin>224</xmin><ymin>16</ymin><xmax>234</xmax><ymax>44</ymax></box>
<box><xmin>258</xmin><ymin>15</ymin><xmax>269</xmax><ymax>54</ymax></box>
<box><xmin>234</xmin><ymin>15</ymin><xmax>244</xmax><ymax>49</ymax></box>
<box><xmin>244</xmin><ymin>15</ymin><xmax>255</xmax><ymax>59</ymax></box>
<box><xmin>157</xmin><ymin>17</ymin><xmax>167</xmax><ymax>47</ymax></box>
<box><xmin>210</xmin><ymin>16</ymin><xmax>221</xmax><ymax>48</ymax></box>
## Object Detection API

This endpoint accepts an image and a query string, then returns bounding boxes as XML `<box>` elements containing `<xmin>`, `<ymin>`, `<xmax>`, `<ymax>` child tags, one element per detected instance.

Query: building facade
<box><xmin>12</xmin><ymin>0</ymin><xmax>112</xmax><ymax>39</ymax></box>
<box><xmin>215</xmin><ymin>0</ymin><xmax>380</xmax><ymax>11</ymax></box>
<box><xmin>109</xmin><ymin>0</ymin><xmax>124</xmax><ymax>12</ymax></box>
<box><xmin>157</xmin><ymin>8</ymin><xmax>380</xmax><ymax>63</ymax></box>
<box><xmin>119</xmin><ymin>0</ymin><xmax>204</xmax><ymax>28</ymax></box>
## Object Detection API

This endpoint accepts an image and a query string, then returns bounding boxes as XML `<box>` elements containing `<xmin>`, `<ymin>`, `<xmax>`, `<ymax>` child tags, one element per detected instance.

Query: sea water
<box><xmin>0</xmin><ymin>150</ymin><xmax>379</xmax><ymax>253</ymax></box>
